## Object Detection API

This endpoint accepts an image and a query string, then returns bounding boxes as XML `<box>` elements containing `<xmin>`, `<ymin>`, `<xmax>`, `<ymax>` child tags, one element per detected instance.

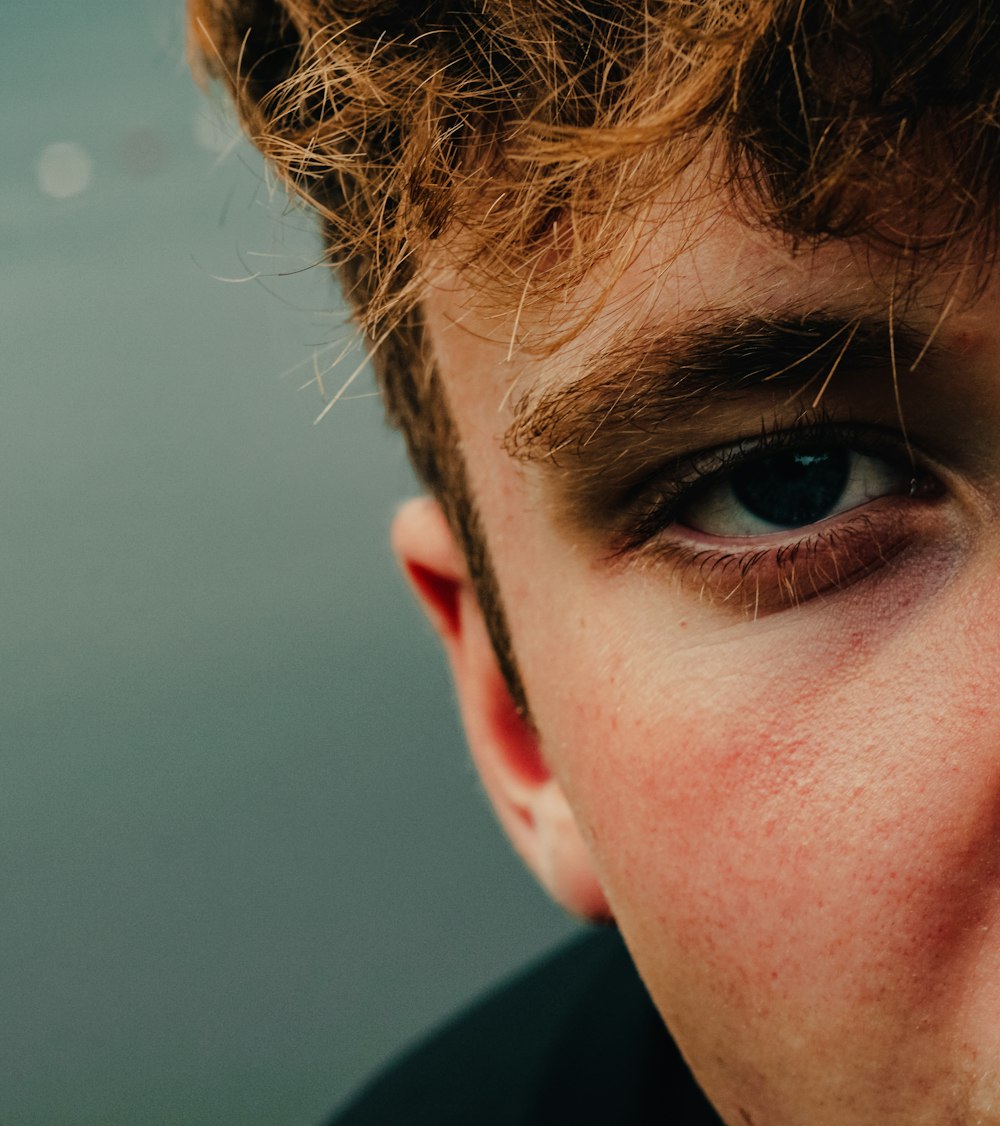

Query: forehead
<box><xmin>423</xmin><ymin>194</ymin><xmax>977</xmax><ymax>417</ymax></box>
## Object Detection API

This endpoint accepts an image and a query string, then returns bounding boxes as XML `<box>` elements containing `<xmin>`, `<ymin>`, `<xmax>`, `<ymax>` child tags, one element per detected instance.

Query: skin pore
<box><xmin>397</xmin><ymin>187</ymin><xmax>1000</xmax><ymax>1125</ymax></box>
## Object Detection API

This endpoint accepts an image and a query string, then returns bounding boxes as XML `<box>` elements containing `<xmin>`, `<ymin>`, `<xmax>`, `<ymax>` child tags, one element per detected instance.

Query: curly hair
<box><xmin>188</xmin><ymin>0</ymin><xmax>1000</xmax><ymax>711</ymax></box>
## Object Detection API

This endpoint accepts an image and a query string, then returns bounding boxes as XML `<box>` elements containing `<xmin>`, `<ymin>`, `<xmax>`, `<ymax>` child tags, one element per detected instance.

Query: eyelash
<box><xmin>609</xmin><ymin>417</ymin><xmax>940</xmax><ymax>613</ymax></box>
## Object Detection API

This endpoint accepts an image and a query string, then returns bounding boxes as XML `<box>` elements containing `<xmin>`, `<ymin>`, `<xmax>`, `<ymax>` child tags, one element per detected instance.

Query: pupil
<box><xmin>732</xmin><ymin>448</ymin><xmax>849</xmax><ymax>527</ymax></box>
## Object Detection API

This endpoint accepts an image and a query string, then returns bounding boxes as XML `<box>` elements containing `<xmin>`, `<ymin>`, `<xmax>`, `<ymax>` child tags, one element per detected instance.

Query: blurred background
<box><xmin>1</xmin><ymin>4</ymin><xmax>576</xmax><ymax>1123</ymax></box>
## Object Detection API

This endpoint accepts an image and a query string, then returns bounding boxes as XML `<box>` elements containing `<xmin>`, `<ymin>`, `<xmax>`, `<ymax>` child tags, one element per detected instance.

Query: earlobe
<box><xmin>531</xmin><ymin>781</ymin><xmax>615</xmax><ymax>922</ymax></box>
<box><xmin>391</xmin><ymin>497</ymin><xmax>611</xmax><ymax>922</ymax></box>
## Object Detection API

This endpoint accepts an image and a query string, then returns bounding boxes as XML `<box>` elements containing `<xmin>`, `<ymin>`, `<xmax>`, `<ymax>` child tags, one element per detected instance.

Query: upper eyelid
<box><xmin>622</xmin><ymin>414</ymin><xmax>862</xmax><ymax>503</ymax></box>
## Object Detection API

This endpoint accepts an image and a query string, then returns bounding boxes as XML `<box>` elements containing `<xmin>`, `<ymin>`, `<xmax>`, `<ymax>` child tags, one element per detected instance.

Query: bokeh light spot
<box><xmin>194</xmin><ymin>106</ymin><xmax>238</xmax><ymax>156</ymax></box>
<box><xmin>36</xmin><ymin>142</ymin><xmax>93</xmax><ymax>199</ymax></box>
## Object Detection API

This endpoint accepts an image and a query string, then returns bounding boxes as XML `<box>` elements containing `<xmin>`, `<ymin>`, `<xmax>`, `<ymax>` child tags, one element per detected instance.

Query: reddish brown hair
<box><xmin>190</xmin><ymin>0</ymin><xmax>1000</xmax><ymax>451</ymax></box>
<box><xmin>188</xmin><ymin>0</ymin><xmax>1000</xmax><ymax>710</ymax></box>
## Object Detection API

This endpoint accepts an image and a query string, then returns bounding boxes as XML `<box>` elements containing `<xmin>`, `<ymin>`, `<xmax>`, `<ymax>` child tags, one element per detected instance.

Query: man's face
<box><xmin>421</xmin><ymin>193</ymin><xmax>1000</xmax><ymax>1125</ymax></box>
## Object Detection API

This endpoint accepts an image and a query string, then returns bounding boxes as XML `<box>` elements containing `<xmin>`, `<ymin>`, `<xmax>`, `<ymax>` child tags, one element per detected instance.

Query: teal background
<box><xmin>1</xmin><ymin>4</ymin><xmax>576</xmax><ymax>1123</ymax></box>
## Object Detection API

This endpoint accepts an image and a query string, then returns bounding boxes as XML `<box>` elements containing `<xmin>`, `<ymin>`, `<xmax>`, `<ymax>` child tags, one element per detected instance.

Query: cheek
<box><xmin>525</xmin><ymin>565</ymin><xmax>1000</xmax><ymax>1073</ymax></box>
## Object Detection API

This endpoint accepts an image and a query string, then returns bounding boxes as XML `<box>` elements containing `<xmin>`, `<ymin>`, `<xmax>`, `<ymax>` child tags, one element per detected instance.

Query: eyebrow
<box><xmin>503</xmin><ymin>311</ymin><xmax>933</xmax><ymax>478</ymax></box>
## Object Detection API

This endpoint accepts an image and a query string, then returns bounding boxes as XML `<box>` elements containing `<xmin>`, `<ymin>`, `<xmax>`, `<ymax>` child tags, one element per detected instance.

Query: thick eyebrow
<box><xmin>503</xmin><ymin>311</ymin><xmax>931</xmax><ymax>474</ymax></box>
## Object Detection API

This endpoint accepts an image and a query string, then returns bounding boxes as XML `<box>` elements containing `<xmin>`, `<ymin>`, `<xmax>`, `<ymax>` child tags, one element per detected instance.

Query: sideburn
<box><xmin>448</xmin><ymin>478</ymin><xmax>533</xmax><ymax>724</ymax></box>
<box><xmin>374</xmin><ymin>317</ymin><xmax>532</xmax><ymax>722</ymax></box>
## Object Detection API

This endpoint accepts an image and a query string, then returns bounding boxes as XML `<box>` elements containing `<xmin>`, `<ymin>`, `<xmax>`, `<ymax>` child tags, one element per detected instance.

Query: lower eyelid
<box><xmin>622</xmin><ymin>498</ymin><xmax>930</xmax><ymax>616</ymax></box>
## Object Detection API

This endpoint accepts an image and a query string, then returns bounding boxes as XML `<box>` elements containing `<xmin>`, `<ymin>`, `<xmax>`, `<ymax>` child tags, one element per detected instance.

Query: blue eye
<box><xmin>610</xmin><ymin>424</ymin><xmax>944</xmax><ymax>614</ymax></box>
<box><xmin>679</xmin><ymin>446</ymin><xmax>911</xmax><ymax>537</ymax></box>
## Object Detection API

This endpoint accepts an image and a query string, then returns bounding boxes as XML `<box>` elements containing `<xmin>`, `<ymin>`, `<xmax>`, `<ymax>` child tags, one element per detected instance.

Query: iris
<box><xmin>732</xmin><ymin>449</ymin><xmax>849</xmax><ymax>528</ymax></box>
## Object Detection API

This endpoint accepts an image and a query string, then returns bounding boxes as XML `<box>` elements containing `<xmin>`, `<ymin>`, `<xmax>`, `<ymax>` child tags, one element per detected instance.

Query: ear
<box><xmin>392</xmin><ymin>496</ymin><xmax>611</xmax><ymax>922</ymax></box>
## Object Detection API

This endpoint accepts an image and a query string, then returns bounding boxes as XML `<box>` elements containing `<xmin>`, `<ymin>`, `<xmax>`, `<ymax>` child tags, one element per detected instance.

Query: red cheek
<box><xmin>558</xmin><ymin>611</ymin><xmax>1000</xmax><ymax>1036</ymax></box>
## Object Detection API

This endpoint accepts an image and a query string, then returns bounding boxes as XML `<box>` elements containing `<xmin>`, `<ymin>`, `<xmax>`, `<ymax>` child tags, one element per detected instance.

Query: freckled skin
<box><xmin>425</xmin><ymin>199</ymin><xmax>1000</xmax><ymax>1124</ymax></box>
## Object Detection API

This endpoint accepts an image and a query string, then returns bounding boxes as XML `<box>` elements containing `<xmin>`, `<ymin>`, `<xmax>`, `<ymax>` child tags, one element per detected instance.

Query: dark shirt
<box><xmin>327</xmin><ymin>927</ymin><xmax>724</xmax><ymax>1125</ymax></box>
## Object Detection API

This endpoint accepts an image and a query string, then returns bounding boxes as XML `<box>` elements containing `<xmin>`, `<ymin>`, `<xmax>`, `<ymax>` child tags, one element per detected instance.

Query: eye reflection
<box><xmin>679</xmin><ymin>448</ymin><xmax>912</xmax><ymax>537</ymax></box>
